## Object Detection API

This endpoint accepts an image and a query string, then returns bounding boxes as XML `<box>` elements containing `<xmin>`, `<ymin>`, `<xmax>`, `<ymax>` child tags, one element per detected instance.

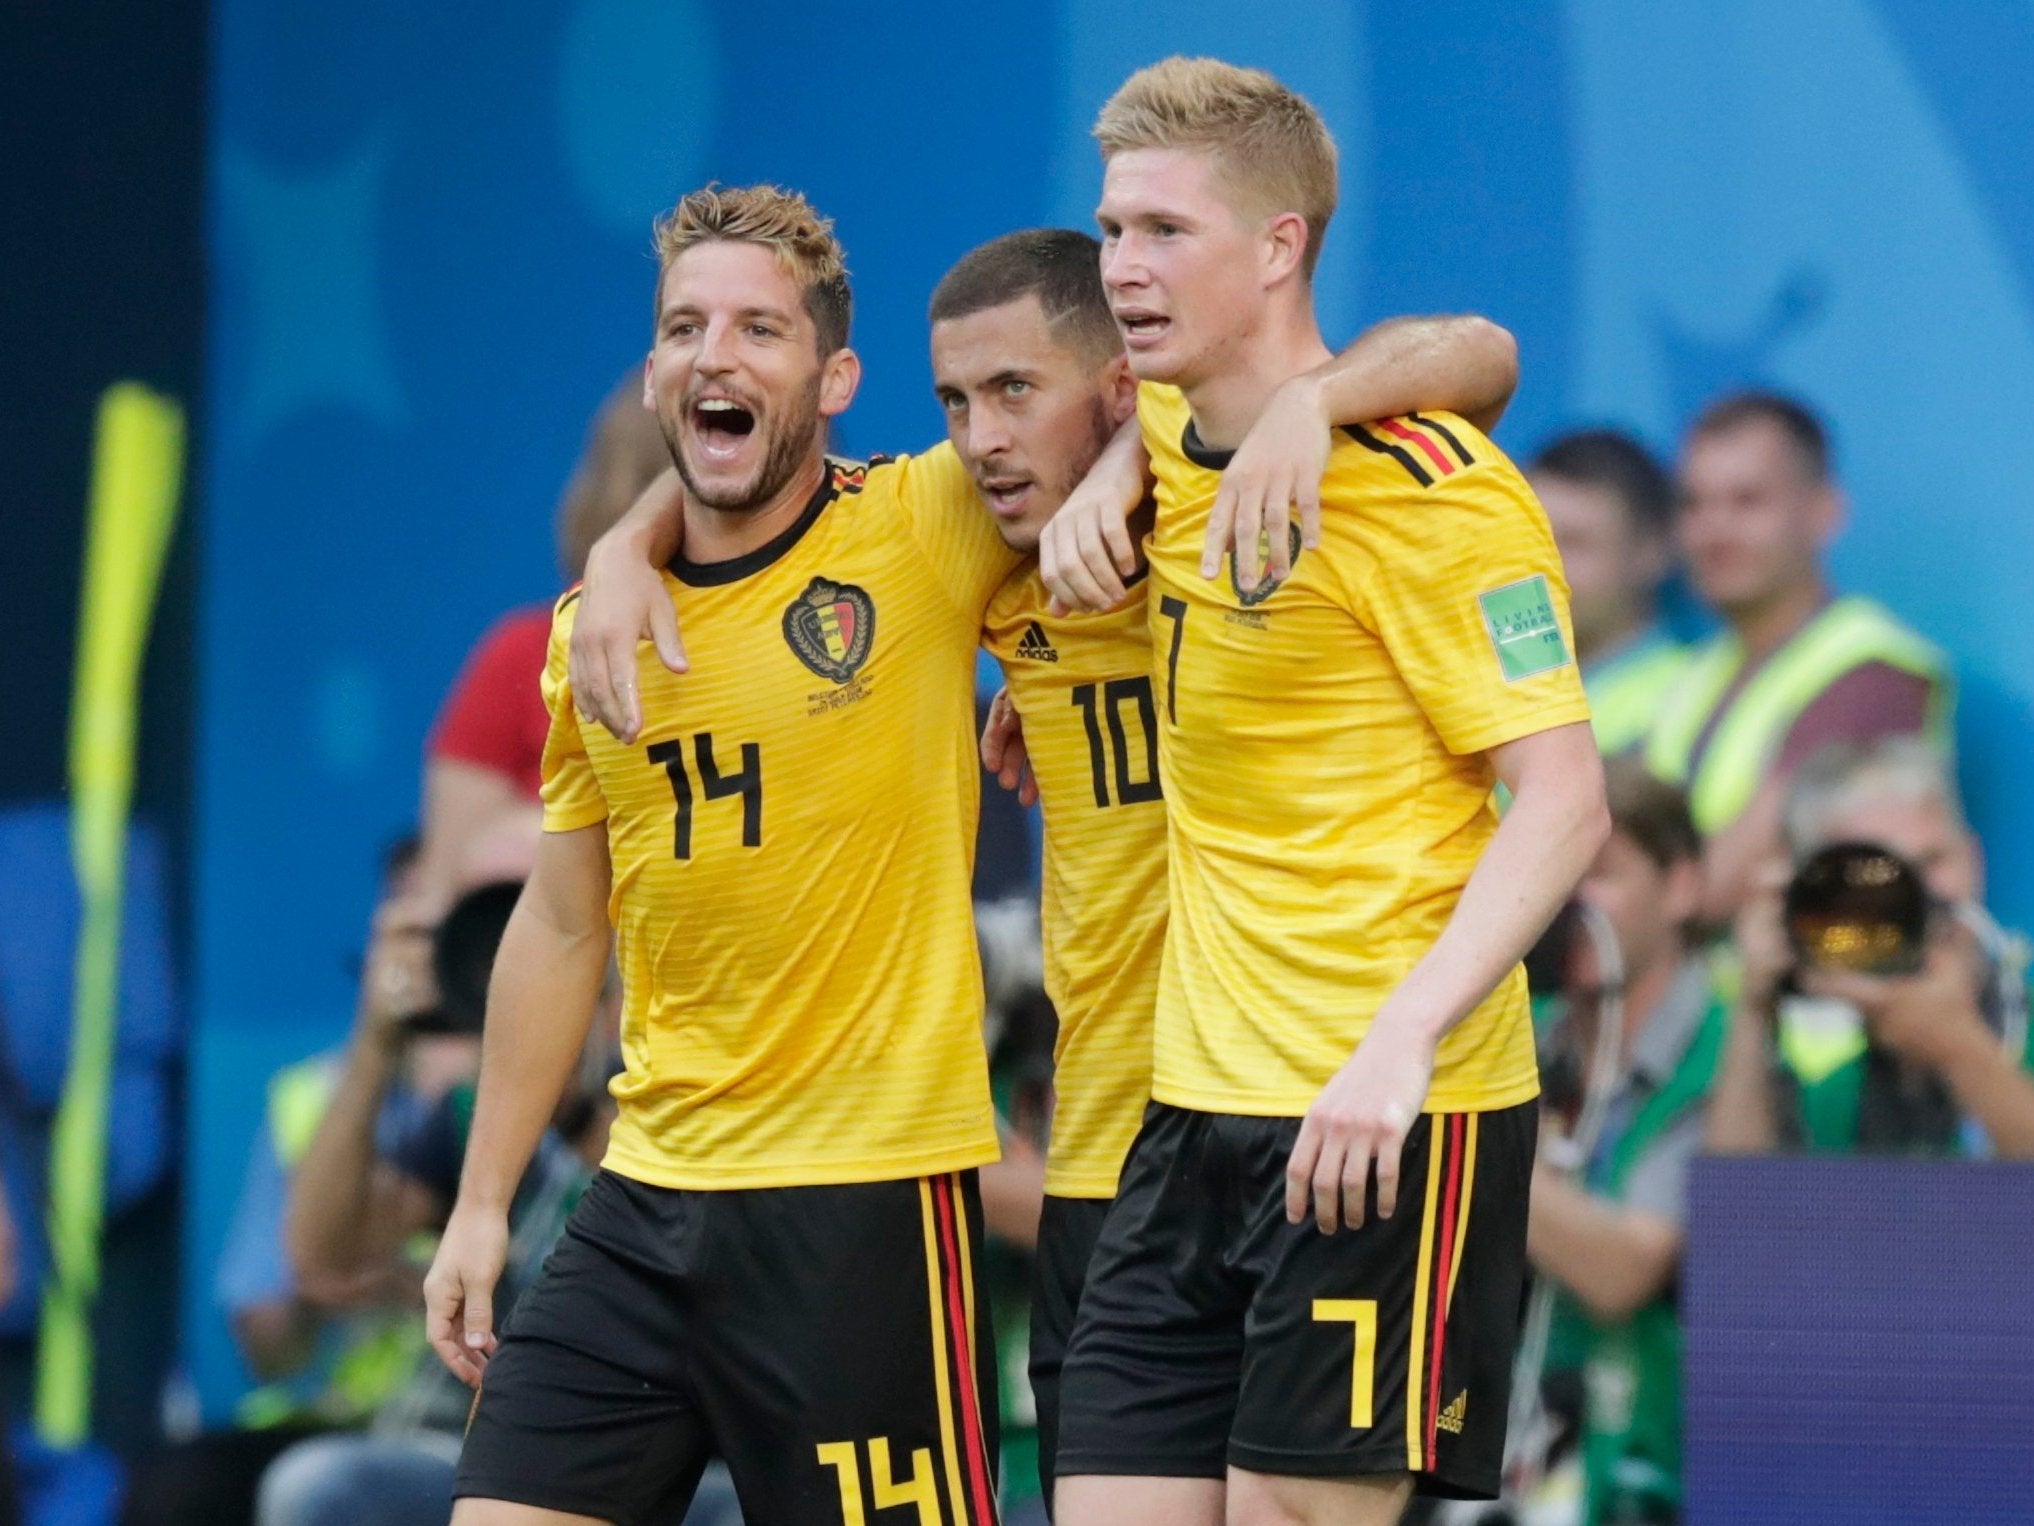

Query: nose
<box><xmin>1102</xmin><ymin>231</ymin><xmax>1146</xmax><ymax>291</ymax></box>
<box><xmin>965</xmin><ymin>404</ymin><xmax>1012</xmax><ymax>462</ymax></box>
<box><xmin>695</xmin><ymin>316</ymin><xmax>738</xmax><ymax>375</ymax></box>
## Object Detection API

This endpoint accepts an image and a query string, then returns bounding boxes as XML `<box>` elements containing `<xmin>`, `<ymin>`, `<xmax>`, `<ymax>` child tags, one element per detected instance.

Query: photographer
<box><xmin>1706</xmin><ymin>737</ymin><xmax>2034</xmax><ymax>1157</ymax></box>
<box><xmin>1513</xmin><ymin>761</ymin><xmax>1726</xmax><ymax>1526</ymax></box>
<box><xmin>269</xmin><ymin>866</ymin><xmax>645</xmax><ymax>1526</ymax></box>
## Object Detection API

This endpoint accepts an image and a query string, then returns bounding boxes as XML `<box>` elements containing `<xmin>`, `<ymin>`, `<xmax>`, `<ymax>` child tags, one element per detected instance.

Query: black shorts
<box><xmin>1056</xmin><ymin>1100</ymin><xmax>1534</xmax><ymax>1500</ymax></box>
<box><xmin>457</xmin><ymin>1168</ymin><xmax>1002</xmax><ymax>1525</ymax></box>
<box><xmin>1028</xmin><ymin>1194</ymin><xmax>1112</xmax><ymax>1505</ymax></box>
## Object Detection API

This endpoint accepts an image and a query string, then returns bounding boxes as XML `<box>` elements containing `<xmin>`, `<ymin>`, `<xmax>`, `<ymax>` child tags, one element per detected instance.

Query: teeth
<box><xmin>698</xmin><ymin>399</ymin><xmax>739</xmax><ymax>413</ymax></box>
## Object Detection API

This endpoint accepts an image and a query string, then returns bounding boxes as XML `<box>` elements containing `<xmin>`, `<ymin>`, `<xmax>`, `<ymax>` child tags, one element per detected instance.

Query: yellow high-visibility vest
<box><xmin>1643</xmin><ymin>596</ymin><xmax>1952</xmax><ymax>835</ymax></box>
<box><xmin>1584</xmin><ymin>628</ymin><xmax>1690</xmax><ymax>757</ymax></box>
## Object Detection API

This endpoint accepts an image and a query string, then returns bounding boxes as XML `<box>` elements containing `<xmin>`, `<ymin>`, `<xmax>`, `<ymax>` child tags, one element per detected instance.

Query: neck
<box><xmin>682</xmin><ymin>447</ymin><xmax>827</xmax><ymax>566</ymax></box>
<box><xmin>1729</xmin><ymin>577</ymin><xmax>1827</xmax><ymax>663</ymax></box>
<box><xmin>1620</xmin><ymin>946</ymin><xmax>1685</xmax><ymax>1055</ymax></box>
<box><xmin>1179</xmin><ymin>303</ymin><xmax>1333</xmax><ymax>450</ymax></box>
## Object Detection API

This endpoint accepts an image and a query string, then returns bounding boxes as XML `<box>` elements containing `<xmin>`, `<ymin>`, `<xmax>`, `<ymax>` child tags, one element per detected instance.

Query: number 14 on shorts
<box><xmin>817</xmin><ymin>1437</ymin><xmax>940</xmax><ymax>1526</ymax></box>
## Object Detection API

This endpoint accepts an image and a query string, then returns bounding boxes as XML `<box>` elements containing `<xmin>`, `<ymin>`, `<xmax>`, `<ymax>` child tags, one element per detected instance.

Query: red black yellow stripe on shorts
<box><xmin>918</xmin><ymin>1173</ymin><xmax>1001</xmax><ymax>1525</ymax></box>
<box><xmin>1404</xmin><ymin>1111</ymin><xmax>1480</xmax><ymax>1471</ymax></box>
<box><xmin>1343</xmin><ymin>413</ymin><xmax>1477</xmax><ymax>487</ymax></box>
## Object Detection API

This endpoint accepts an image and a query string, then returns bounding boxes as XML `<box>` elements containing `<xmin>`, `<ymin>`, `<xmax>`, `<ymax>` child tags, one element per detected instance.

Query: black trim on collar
<box><xmin>669</xmin><ymin>462</ymin><xmax>842</xmax><ymax>587</ymax></box>
<box><xmin>1180</xmin><ymin>418</ymin><xmax>1235</xmax><ymax>471</ymax></box>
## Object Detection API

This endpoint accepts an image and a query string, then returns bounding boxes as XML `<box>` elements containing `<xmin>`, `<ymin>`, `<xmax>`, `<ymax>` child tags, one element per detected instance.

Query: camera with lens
<box><xmin>396</xmin><ymin>878</ymin><xmax>525</xmax><ymax>1037</ymax></box>
<box><xmin>1782</xmin><ymin>840</ymin><xmax>1933</xmax><ymax>979</ymax></box>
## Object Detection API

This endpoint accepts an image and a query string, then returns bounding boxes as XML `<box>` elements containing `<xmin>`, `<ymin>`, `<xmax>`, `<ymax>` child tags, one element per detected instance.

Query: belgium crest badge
<box><xmin>783</xmin><ymin>577</ymin><xmax>876</xmax><ymax>684</ymax></box>
<box><xmin>1231</xmin><ymin>522</ymin><xmax>1303</xmax><ymax>607</ymax></box>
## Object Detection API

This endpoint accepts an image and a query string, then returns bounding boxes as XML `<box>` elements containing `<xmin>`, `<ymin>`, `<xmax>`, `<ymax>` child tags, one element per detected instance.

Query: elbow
<box><xmin>1564</xmin><ymin>752</ymin><xmax>1612</xmax><ymax>865</ymax></box>
<box><xmin>1573</xmin><ymin>1274</ymin><xmax>1658</xmax><ymax>1326</ymax></box>
<box><xmin>1473</xmin><ymin>317</ymin><xmax>1520</xmax><ymax>389</ymax></box>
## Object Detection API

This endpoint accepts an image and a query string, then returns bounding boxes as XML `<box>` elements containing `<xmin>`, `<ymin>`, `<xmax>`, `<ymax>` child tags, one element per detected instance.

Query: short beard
<box><xmin>1051</xmin><ymin>394</ymin><xmax>1122</xmax><ymax>505</ymax></box>
<box><xmin>662</xmin><ymin>373</ymin><xmax>824</xmax><ymax>514</ymax></box>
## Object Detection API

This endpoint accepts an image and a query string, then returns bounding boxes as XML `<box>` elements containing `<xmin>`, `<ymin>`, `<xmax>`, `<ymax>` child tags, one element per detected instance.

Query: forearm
<box><xmin>1527</xmin><ymin>1169</ymin><xmax>1679</xmax><ymax>1322</ymax></box>
<box><xmin>1379</xmin><ymin>731</ymin><xmax>1607</xmax><ymax>1047</ymax></box>
<box><xmin>1704</xmin><ymin>1004</ymin><xmax>1782</xmax><ymax>1154</ymax></box>
<box><xmin>1938</xmin><ymin>1036</ymin><xmax>2034</xmax><ymax>1159</ymax></box>
<box><xmin>456</xmin><ymin>896</ymin><xmax>609</xmax><ymax>1211</ymax></box>
<box><xmin>285</xmin><ymin>1033</ymin><xmax>400</xmax><ymax>1282</ymax></box>
<box><xmin>978</xmin><ymin>1147</ymin><xmax>1046</xmax><ymax>1252</ymax></box>
<box><xmin>1303</xmin><ymin>315</ymin><xmax>1519</xmax><ymax>436</ymax></box>
<box><xmin>596</xmin><ymin>465</ymin><xmax>685</xmax><ymax>569</ymax></box>
<box><xmin>1091</xmin><ymin>413</ymin><xmax>1154</xmax><ymax>506</ymax></box>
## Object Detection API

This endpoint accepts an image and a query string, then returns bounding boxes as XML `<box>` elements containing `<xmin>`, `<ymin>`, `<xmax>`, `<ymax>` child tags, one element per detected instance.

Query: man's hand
<box><xmin>358</xmin><ymin>897</ymin><xmax>439</xmax><ymax>1051</ymax></box>
<box><xmin>423</xmin><ymin>1203</ymin><xmax>509</xmax><ymax>1388</ymax></box>
<box><xmin>1733</xmin><ymin>859</ymin><xmax>1795</xmax><ymax>1014</ymax></box>
<box><xmin>1210</xmin><ymin>374</ymin><xmax>1330</xmax><ymax>593</ymax></box>
<box><xmin>1799</xmin><ymin>922</ymin><xmax>1993</xmax><ymax>1073</ymax></box>
<box><xmin>1039</xmin><ymin>479</ymin><xmax>1141</xmax><ymax>615</ymax></box>
<box><xmin>1037</xmin><ymin>416</ymin><xmax>1151</xmax><ymax>614</ymax></box>
<box><xmin>1286</xmin><ymin>1018</ymin><xmax>1436</xmax><ymax>1234</ymax></box>
<box><xmin>568</xmin><ymin>527</ymin><xmax>687</xmax><ymax>747</ymax></box>
<box><xmin>980</xmin><ymin>688</ymin><xmax>1037</xmax><ymax>807</ymax></box>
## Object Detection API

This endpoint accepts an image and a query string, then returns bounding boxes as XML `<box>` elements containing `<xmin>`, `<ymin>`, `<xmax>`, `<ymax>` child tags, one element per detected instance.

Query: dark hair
<box><xmin>381</xmin><ymin>832</ymin><xmax>423</xmax><ymax>887</ymax></box>
<box><xmin>1530</xmin><ymin>429</ymin><xmax>1675</xmax><ymax>537</ymax></box>
<box><xmin>1603</xmin><ymin>757</ymin><xmax>1701</xmax><ymax>870</ymax></box>
<box><xmin>1687</xmin><ymin>390</ymin><xmax>1831</xmax><ymax>482</ymax></box>
<box><xmin>422</xmin><ymin>879</ymin><xmax>525</xmax><ymax>1034</ymax></box>
<box><xmin>928</xmin><ymin>229</ymin><xmax>1119</xmax><ymax>363</ymax></box>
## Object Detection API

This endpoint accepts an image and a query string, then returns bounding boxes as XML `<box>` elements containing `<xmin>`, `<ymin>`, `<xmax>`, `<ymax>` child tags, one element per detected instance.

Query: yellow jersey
<box><xmin>540</xmin><ymin>449</ymin><xmax>1022</xmax><ymax>1189</ymax></box>
<box><xmin>982</xmin><ymin>568</ymin><xmax>1166</xmax><ymax>1198</ymax></box>
<box><xmin>1139</xmin><ymin>384</ymin><xmax>1591</xmax><ymax>1116</ymax></box>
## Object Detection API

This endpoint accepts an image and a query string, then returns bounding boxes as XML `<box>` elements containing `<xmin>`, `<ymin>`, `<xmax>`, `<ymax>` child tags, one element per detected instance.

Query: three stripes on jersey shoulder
<box><xmin>1342</xmin><ymin>413</ymin><xmax>1477</xmax><ymax>488</ymax></box>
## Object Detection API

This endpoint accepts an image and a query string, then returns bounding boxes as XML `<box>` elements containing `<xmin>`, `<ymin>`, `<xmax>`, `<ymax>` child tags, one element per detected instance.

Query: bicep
<box><xmin>520</xmin><ymin>823</ymin><xmax>612</xmax><ymax>940</ymax></box>
<box><xmin>1489</xmin><ymin>720</ymin><xmax>1602</xmax><ymax>799</ymax></box>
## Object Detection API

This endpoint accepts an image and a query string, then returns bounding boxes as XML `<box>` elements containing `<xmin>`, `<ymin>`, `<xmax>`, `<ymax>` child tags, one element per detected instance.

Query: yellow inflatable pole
<box><xmin>36</xmin><ymin>383</ymin><xmax>185</xmax><ymax>1446</ymax></box>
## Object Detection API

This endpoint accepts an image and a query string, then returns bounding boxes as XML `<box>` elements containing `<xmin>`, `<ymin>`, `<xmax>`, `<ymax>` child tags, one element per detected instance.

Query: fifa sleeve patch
<box><xmin>1478</xmin><ymin>575</ymin><xmax>1571</xmax><ymax>681</ymax></box>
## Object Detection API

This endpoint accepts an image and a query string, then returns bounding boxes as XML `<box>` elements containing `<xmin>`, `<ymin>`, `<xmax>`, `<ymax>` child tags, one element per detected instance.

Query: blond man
<box><xmin>1042</xmin><ymin>60</ymin><xmax>1607</xmax><ymax>1526</ymax></box>
<box><xmin>424</xmin><ymin>185</ymin><xmax>1015</xmax><ymax>1525</ymax></box>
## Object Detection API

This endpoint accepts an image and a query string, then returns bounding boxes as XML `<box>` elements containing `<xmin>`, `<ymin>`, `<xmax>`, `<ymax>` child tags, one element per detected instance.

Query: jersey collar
<box><xmin>670</xmin><ymin>461</ymin><xmax>843</xmax><ymax>587</ymax></box>
<box><xmin>1180</xmin><ymin>418</ymin><xmax>1235</xmax><ymax>471</ymax></box>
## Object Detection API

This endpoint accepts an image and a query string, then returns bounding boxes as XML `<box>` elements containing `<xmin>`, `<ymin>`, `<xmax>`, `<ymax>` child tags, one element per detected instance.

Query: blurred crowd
<box><xmin>1</xmin><ymin>378</ymin><xmax>2023</xmax><ymax>1526</ymax></box>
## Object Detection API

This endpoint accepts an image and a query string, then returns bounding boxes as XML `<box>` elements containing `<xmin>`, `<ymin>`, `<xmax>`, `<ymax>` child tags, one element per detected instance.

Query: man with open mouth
<box><xmin>535</xmin><ymin>179</ymin><xmax>1515</xmax><ymax>1524</ymax></box>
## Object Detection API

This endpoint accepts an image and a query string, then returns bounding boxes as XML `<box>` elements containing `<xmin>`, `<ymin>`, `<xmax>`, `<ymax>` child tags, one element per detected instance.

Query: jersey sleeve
<box><xmin>890</xmin><ymin>442</ymin><xmax>1024</xmax><ymax>624</ymax></box>
<box><xmin>1349</xmin><ymin>454</ymin><xmax>1592</xmax><ymax>757</ymax></box>
<box><xmin>539</xmin><ymin>594</ymin><xmax>608</xmax><ymax>833</ymax></box>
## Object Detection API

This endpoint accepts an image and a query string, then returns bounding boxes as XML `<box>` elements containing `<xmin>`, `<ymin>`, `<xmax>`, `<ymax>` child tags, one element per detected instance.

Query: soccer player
<box><xmin>423</xmin><ymin>184</ymin><xmax>1020</xmax><ymax>1526</ymax></box>
<box><xmin>1040</xmin><ymin>59</ymin><xmax>1609</xmax><ymax>1526</ymax></box>
<box><xmin>923</xmin><ymin>233</ymin><xmax>1518</xmax><ymax>1505</ymax></box>
<box><xmin>567</xmin><ymin>223</ymin><xmax>1518</xmax><ymax>1518</ymax></box>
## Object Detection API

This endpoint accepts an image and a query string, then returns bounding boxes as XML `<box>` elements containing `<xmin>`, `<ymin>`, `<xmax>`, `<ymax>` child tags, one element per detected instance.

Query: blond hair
<box><xmin>1094</xmin><ymin>57</ymin><xmax>1338</xmax><ymax>278</ymax></box>
<box><xmin>652</xmin><ymin>183</ymin><xmax>853</xmax><ymax>353</ymax></box>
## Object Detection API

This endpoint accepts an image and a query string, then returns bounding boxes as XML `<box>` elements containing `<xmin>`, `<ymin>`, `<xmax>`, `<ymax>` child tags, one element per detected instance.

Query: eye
<box><xmin>667</xmin><ymin>321</ymin><xmax>699</xmax><ymax>339</ymax></box>
<box><xmin>1003</xmin><ymin>379</ymin><xmax>1031</xmax><ymax>398</ymax></box>
<box><xmin>1098</xmin><ymin>219</ymin><xmax>1122</xmax><ymax>241</ymax></box>
<box><xmin>937</xmin><ymin>392</ymin><xmax>965</xmax><ymax>414</ymax></box>
<box><xmin>748</xmin><ymin>323</ymin><xmax>778</xmax><ymax>339</ymax></box>
<box><xmin>1154</xmin><ymin>221</ymin><xmax>1181</xmax><ymax>238</ymax></box>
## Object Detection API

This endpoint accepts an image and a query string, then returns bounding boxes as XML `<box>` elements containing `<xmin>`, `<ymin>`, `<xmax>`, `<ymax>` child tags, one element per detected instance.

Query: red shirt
<box><xmin>428</xmin><ymin>605</ymin><xmax>555</xmax><ymax>799</ymax></box>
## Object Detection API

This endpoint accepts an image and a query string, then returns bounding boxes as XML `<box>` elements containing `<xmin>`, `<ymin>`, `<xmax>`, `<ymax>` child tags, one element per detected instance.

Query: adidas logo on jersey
<box><xmin>1015</xmin><ymin>621</ymin><xmax>1059</xmax><ymax>662</ymax></box>
<box><xmin>1436</xmin><ymin>1391</ymin><xmax>1468</xmax><ymax>1435</ymax></box>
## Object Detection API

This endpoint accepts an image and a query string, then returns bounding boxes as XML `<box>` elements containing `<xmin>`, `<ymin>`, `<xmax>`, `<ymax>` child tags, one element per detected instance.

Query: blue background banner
<box><xmin>193</xmin><ymin>1</ymin><xmax>2034</xmax><ymax>1414</ymax></box>
<box><xmin>1684</xmin><ymin>1157</ymin><xmax>2034</xmax><ymax>1523</ymax></box>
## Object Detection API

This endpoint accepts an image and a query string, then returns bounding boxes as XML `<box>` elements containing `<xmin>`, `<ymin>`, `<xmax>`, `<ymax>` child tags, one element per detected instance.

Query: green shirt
<box><xmin>1547</xmin><ymin>960</ymin><xmax>1727</xmax><ymax>1525</ymax></box>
